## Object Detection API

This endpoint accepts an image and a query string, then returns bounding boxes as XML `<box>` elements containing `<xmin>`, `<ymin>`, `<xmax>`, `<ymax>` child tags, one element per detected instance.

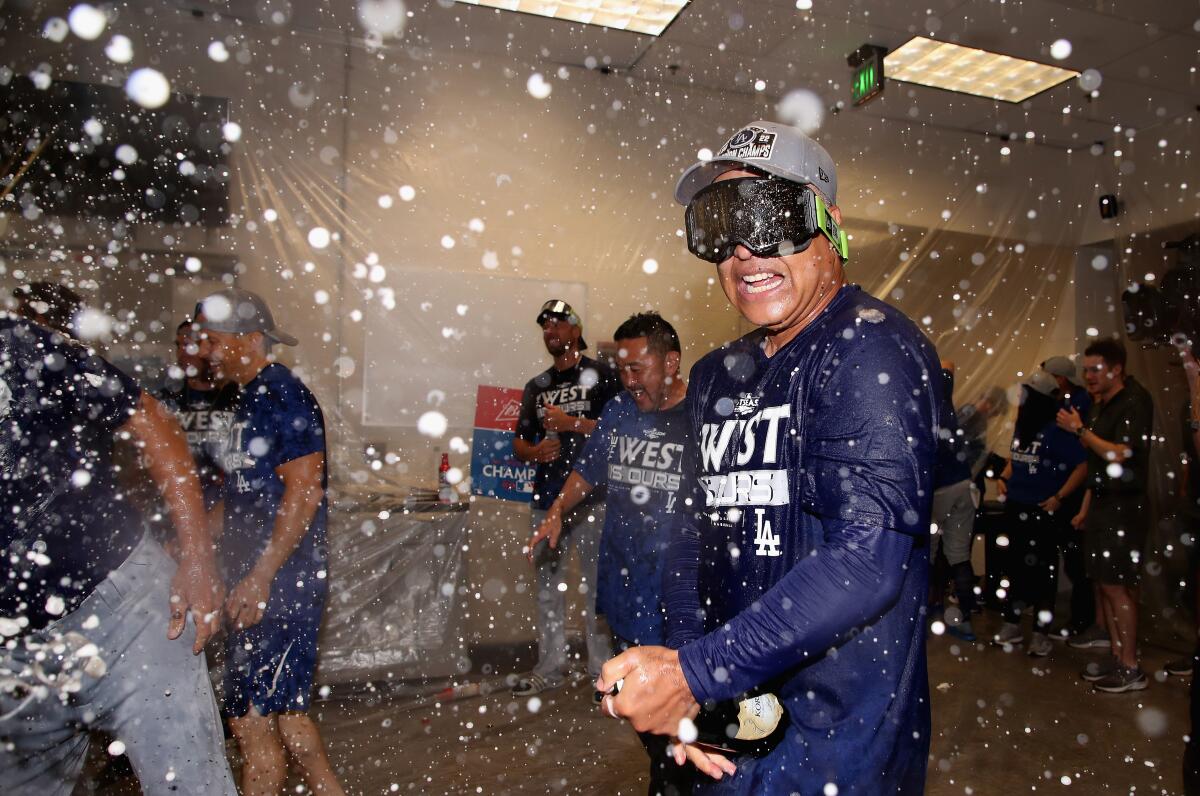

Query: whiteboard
<box><xmin>361</xmin><ymin>270</ymin><xmax>588</xmax><ymax>429</ymax></box>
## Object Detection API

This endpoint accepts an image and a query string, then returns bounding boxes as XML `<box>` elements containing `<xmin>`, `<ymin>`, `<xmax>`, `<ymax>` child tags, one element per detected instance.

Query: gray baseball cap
<box><xmin>675</xmin><ymin>121</ymin><xmax>839</xmax><ymax>206</ymax></box>
<box><xmin>1027</xmin><ymin>370</ymin><xmax>1058</xmax><ymax>397</ymax></box>
<box><xmin>196</xmin><ymin>287</ymin><xmax>298</xmax><ymax>346</ymax></box>
<box><xmin>1041</xmin><ymin>355</ymin><xmax>1080</xmax><ymax>385</ymax></box>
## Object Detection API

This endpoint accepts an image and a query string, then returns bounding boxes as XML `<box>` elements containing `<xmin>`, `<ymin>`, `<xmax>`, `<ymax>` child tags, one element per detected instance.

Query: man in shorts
<box><xmin>198</xmin><ymin>287</ymin><xmax>345</xmax><ymax>795</ymax></box>
<box><xmin>1056</xmin><ymin>338</ymin><xmax>1153</xmax><ymax>692</ymax></box>
<box><xmin>597</xmin><ymin>122</ymin><xmax>944</xmax><ymax>793</ymax></box>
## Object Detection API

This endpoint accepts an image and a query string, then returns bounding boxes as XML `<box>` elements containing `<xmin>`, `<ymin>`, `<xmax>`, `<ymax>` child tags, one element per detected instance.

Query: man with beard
<box><xmin>157</xmin><ymin>318</ymin><xmax>238</xmax><ymax>512</ymax></box>
<box><xmin>597</xmin><ymin>122</ymin><xmax>943</xmax><ymax>794</ymax></box>
<box><xmin>512</xmin><ymin>300</ymin><xmax>620</xmax><ymax>697</ymax></box>
<box><xmin>197</xmin><ymin>288</ymin><xmax>345</xmax><ymax>796</ymax></box>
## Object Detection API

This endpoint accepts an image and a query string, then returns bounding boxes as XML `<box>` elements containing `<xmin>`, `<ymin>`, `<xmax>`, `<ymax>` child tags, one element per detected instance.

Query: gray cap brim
<box><xmin>674</xmin><ymin>121</ymin><xmax>838</xmax><ymax>206</ymax></box>
<box><xmin>265</xmin><ymin>329</ymin><xmax>298</xmax><ymax>347</ymax></box>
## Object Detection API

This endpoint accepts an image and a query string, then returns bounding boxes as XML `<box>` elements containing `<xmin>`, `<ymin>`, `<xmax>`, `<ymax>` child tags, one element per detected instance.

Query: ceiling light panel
<box><xmin>884</xmin><ymin>36</ymin><xmax>1079</xmax><ymax>103</ymax></box>
<box><xmin>456</xmin><ymin>1</ymin><xmax>689</xmax><ymax>36</ymax></box>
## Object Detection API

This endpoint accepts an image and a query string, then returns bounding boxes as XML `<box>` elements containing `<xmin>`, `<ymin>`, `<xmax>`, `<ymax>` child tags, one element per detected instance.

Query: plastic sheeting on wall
<box><xmin>316</xmin><ymin>500</ymin><xmax>470</xmax><ymax>684</ymax></box>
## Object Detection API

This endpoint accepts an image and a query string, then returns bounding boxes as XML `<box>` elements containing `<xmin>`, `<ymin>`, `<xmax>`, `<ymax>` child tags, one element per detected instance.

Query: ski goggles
<box><xmin>684</xmin><ymin>177</ymin><xmax>850</xmax><ymax>264</ymax></box>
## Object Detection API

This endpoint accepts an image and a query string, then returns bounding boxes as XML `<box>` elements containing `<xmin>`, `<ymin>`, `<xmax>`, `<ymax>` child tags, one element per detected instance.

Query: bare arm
<box><xmin>1056</xmin><ymin>462</ymin><xmax>1088</xmax><ymax>500</ymax></box>
<box><xmin>526</xmin><ymin>472</ymin><xmax>596</xmax><ymax>558</ymax></box>
<box><xmin>121</xmin><ymin>393</ymin><xmax>223</xmax><ymax>653</ymax></box>
<box><xmin>225</xmin><ymin>451</ymin><xmax>325</xmax><ymax>629</ymax></box>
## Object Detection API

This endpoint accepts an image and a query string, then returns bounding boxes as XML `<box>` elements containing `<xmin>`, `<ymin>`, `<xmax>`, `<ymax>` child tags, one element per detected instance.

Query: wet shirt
<box><xmin>516</xmin><ymin>356</ymin><xmax>620</xmax><ymax>509</ymax></box>
<box><xmin>1007</xmin><ymin>423</ymin><xmax>1087</xmax><ymax>506</ymax></box>
<box><xmin>1007</xmin><ymin>388</ymin><xmax>1090</xmax><ymax>506</ymax></box>
<box><xmin>1084</xmin><ymin>384</ymin><xmax>1153</xmax><ymax>496</ymax></box>
<box><xmin>574</xmin><ymin>394</ymin><xmax>688</xmax><ymax>646</ymax></box>
<box><xmin>665</xmin><ymin>286</ymin><xmax>942</xmax><ymax>794</ymax></box>
<box><xmin>215</xmin><ymin>364</ymin><xmax>328</xmax><ymax>620</ymax></box>
<box><xmin>156</xmin><ymin>379</ymin><xmax>238</xmax><ymax>509</ymax></box>
<box><xmin>0</xmin><ymin>316</ymin><xmax>143</xmax><ymax>633</ymax></box>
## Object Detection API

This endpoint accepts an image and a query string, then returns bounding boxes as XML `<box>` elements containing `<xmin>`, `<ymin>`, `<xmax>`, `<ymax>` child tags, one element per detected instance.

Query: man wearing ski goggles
<box><xmin>684</xmin><ymin>173</ymin><xmax>849</xmax><ymax>265</ymax></box>
<box><xmin>596</xmin><ymin>122</ymin><xmax>942</xmax><ymax>795</ymax></box>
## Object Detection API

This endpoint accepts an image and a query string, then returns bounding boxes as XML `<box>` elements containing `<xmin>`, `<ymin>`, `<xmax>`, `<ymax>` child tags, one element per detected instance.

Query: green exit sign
<box><xmin>847</xmin><ymin>44</ymin><xmax>887</xmax><ymax>106</ymax></box>
<box><xmin>852</xmin><ymin>56</ymin><xmax>884</xmax><ymax>105</ymax></box>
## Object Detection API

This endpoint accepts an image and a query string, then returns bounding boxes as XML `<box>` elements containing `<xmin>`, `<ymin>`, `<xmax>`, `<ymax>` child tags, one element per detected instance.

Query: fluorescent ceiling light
<box><xmin>456</xmin><ymin>1</ymin><xmax>689</xmax><ymax>36</ymax></box>
<box><xmin>884</xmin><ymin>36</ymin><xmax>1079</xmax><ymax>103</ymax></box>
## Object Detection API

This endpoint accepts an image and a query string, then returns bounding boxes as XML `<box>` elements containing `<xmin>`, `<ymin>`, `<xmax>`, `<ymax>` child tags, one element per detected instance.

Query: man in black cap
<box><xmin>512</xmin><ymin>300</ymin><xmax>620</xmax><ymax>696</ymax></box>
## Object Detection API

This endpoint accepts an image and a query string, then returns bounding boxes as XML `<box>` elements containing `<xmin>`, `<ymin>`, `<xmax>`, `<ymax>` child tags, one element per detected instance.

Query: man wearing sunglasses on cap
<box><xmin>596</xmin><ymin>122</ymin><xmax>944</xmax><ymax>794</ymax></box>
<box><xmin>513</xmin><ymin>300</ymin><xmax>621</xmax><ymax>697</ymax></box>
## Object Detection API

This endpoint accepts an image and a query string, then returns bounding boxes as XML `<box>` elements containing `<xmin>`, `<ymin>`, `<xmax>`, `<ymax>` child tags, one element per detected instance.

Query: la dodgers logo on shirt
<box><xmin>699</xmin><ymin>402</ymin><xmax>791</xmax><ymax>557</ymax></box>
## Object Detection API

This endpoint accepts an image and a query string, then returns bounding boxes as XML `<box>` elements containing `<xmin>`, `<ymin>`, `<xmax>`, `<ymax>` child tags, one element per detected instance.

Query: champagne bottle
<box><xmin>691</xmin><ymin>693</ymin><xmax>788</xmax><ymax>757</ymax></box>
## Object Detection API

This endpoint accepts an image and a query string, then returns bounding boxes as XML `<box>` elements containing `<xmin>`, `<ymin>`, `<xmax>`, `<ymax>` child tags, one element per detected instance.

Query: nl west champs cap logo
<box><xmin>718</xmin><ymin>126</ymin><xmax>777</xmax><ymax>161</ymax></box>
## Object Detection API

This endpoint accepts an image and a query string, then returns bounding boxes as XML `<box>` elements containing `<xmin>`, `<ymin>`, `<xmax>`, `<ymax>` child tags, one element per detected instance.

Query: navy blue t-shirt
<box><xmin>1007</xmin><ymin>388</ymin><xmax>1088</xmax><ymax>506</ymax></box>
<box><xmin>665</xmin><ymin>286</ymin><xmax>942</xmax><ymax>795</ymax></box>
<box><xmin>0</xmin><ymin>316</ymin><xmax>143</xmax><ymax>634</ymax></box>
<box><xmin>156</xmin><ymin>379</ymin><xmax>238</xmax><ymax>510</ymax></box>
<box><xmin>516</xmin><ymin>356</ymin><xmax>620</xmax><ymax>509</ymax></box>
<box><xmin>214</xmin><ymin>364</ymin><xmax>328</xmax><ymax>620</ymax></box>
<box><xmin>575</xmin><ymin>393</ymin><xmax>688</xmax><ymax>646</ymax></box>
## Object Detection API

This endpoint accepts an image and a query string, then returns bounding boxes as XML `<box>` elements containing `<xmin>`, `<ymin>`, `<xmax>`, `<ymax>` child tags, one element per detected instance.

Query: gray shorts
<box><xmin>0</xmin><ymin>533</ymin><xmax>237</xmax><ymax>796</ymax></box>
<box><xmin>1083</xmin><ymin>494</ymin><xmax>1146</xmax><ymax>586</ymax></box>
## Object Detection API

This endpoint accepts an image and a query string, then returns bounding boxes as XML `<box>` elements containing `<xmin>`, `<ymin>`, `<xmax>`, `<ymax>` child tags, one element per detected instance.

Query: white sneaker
<box><xmin>991</xmin><ymin>622</ymin><xmax>1023</xmax><ymax>647</ymax></box>
<box><xmin>1028</xmin><ymin>632</ymin><xmax>1053</xmax><ymax>658</ymax></box>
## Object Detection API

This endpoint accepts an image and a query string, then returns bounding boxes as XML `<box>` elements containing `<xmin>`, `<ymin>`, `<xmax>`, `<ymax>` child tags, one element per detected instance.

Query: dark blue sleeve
<box><xmin>801</xmin><ymin>328</ymin><xmax>937</xmax><ymax>535</ymax></box>
<box><xmin>574</xmin><ymin>399</ymin><xmax>618</xmax><ymax>486</ymax></box>
<box><xmin>45</xmin><ymin>334</ymin><xmax>141</xmax><ymax>432</ymax></box>
<box><xmin>664</xmin><ymin>378</ymin><xmax>706</xmax><ymax>649</ymax></box>
<box><xmin>677</xmin><ymin>520</ymin><xmax>914</xmax><ymax>702</ymax></box>
<box><xmin>515</xmin><ymin>380</ymin><xmax>540</xmax><ymax>443</ymax></box>
<box><xmin>274</xmin><ymin>380</ymin><xmax>326</xmax><ymax>464</ymax></box>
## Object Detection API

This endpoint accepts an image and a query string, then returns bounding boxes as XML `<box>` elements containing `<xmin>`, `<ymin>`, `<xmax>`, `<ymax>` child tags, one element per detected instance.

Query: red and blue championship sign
<box><xmin>470</xmin><ymin>386</ymin><xmax>536</xmax><ymax>502</ymax></box>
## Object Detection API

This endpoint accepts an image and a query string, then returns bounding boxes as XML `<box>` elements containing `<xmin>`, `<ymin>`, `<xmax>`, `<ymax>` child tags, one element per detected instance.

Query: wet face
<box><xmin>175</xmin><ymin>326</ymin><xmax>208</xmax><ymax>379</ymax></box>
<box><xmin>711</xmin><ymin>169</ymin><xmax>844</xmax><ymax>341</ymax></box>
<box><xmin>616</xmin><ymin>336</ymin><xmax>680</xmax><ymax>413</ymax></box>
<box><xmin>203</xmin><ymin>328</ymin><xmax>261</xmax><ymax>384</ymax></box>
<box><xmin>1082</xmin><ymin>354</ymin><xmax>1121</xmax><ymax>397</ymax></box>
<box><xmin>541</xmin><ymin>316</ymin><xmax>580</xmax><ymax>356</ymax></box>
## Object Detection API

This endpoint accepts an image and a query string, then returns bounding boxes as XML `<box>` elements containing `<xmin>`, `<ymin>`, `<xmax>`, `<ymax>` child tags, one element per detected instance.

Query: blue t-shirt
<box><xmin>665</xmin><ymin>286</ymin><xmax>942</xmax><ymax>795</ymax></box>
<box><xmin>215</xmin><ymin>363</ymin><xmax>328</xmax><ymax>620</ymax></box>
<box><xmin>575</xmin><ymin>393</ymin><xmax>688</xmax><ymax>646</ymax></box>
<box><xmin>0</xmin><ymin>316</ymin><xmax>143</xmax><ymax>633</ymax></box>
<box><xmin>1007</xmin><ymin>389</ymin><xmax>1089</xmax><ymax>506</ymax></box>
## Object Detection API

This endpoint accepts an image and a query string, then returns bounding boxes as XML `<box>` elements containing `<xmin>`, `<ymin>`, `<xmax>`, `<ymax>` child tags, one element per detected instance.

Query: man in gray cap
<box><xmin>512</xmin><ymin>299</ymin><xmax>620</xmax><ymax>696</ymax></box>
<box><xmin>597</xmin><ymin>122</ymin><xmax>944</xmax><ymax>793</ymax></box>
<box><xmin>197</xmin><ymin>287</ymin><xmax>346</xmax><ymax>796</ymax></box>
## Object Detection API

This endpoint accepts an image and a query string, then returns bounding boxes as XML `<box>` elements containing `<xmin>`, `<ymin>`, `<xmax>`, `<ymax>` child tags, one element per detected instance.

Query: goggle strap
<box><xmin>813</xmin><ymin>194</ymin><xmax>850</xmax><ymax>262</ymax></box>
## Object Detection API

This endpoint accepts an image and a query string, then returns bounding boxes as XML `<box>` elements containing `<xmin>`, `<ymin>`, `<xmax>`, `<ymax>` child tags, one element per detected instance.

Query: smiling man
<box><xmin>596</xmin><ymin>122</ymin><xmax>944</xmax><ymax>794</ymax></box>
<box><xmin>512</xmin><ymin>300</ymin><xmax>620</xmax><ymax>697</ymax></box>
<box><xmin>529</xmin><ymin>311</ymin><xmax>693</xmax><ymax>795</ymax></box>
<box><xmin>197</xmin><ymin>288</ymin><xmax>346</xmax><ymax>796</ymax></box>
